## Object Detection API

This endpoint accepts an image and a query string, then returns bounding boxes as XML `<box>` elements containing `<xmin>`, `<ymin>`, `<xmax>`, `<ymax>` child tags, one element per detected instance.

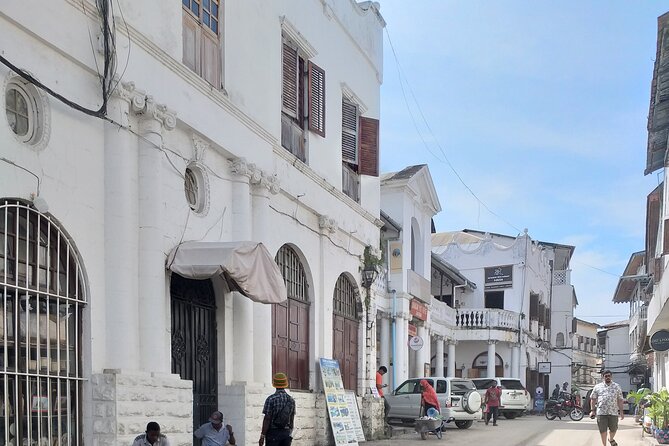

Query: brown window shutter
<box><xmin>358</xmin><ymin>116</ymin><xmax>379</xmax><ymax>176</ymax></box>
<box><xmin>182</xmin><ymin>11</ymin><xmax>200</xmax><ymax>73</ymax></box>
<box><xmin>201</xmin><ymin>29</ymin><xmax>221</xmax><ymax>88</ymax></box>
<box><xmin>307</xmin><ymin>61</ymin><xmax>325</xmax><ymax>137</ymax></box>
<box><xmin>282</xmin><ymin>44</ymin><xmax>299</xmax><ymax>119</ymax></box>
<box><xmin>341</xmin><ymin>99</ymin><xmax>358</xmax><ymax>164</ymax></box>
<box><xmin>664</xmin><ymin>219</ymin><xmax>669</xmax><ymax>255</ymax></box>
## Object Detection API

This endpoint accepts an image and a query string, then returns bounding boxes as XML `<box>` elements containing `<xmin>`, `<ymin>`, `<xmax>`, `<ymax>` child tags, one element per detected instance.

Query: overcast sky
<box><xmin>378</xmin><ymin>1</ymin><xmax>668</xmax><ymax>325</ymax></box>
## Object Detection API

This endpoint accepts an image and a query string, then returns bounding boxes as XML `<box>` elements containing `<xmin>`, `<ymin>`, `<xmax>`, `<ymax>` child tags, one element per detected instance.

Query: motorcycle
<box><xmin>544</xmin><ymin>395</ymin><xmax>584</xmax><ymax>421</ymax></box>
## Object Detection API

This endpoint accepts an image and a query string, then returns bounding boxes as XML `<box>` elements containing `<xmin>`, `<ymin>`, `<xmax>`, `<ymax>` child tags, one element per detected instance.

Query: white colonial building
<box><xmin>431</xmin><ymin>230</ymin><xmax>576</xmax><ymax>394</ymax></box>
<box><xmin>0</xmin><ymin>0</ymin><xmax>386</xmax><ymax>444</ymax></box>
<box><xmin>572</xmin><ymin>318</ymin><xmax>601</xmax><ymax>395</ymax></box>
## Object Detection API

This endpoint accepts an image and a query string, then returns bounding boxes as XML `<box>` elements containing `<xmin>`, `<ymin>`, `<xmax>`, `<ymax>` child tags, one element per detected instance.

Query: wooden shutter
<box><xmin>308</xmin><ymin>61</ymin><xmax>326</xmax><ymax>136</ymax></box>
<box><xmin>183</xmin><ymin>12</ymin><xmax>200</xmax><ymax>73</ymax></box>
<box><xmin>341</xmin><ymin>99</ymin><xmax>358</xmax><ymax>164</ymax></box>
<box><xmin>282</xmin><ymin>44</ymin><xmax>299</xmax><ymax>118</ymax></box>
<box><xmin>201</xmin><ymin>29</ymin><xmax>220</xmax><ymax>88</ymax></box>
<box><xmin>358</xmin><ymin>116</ymin><xmax>379</xmax><ymax>176</ymax></box>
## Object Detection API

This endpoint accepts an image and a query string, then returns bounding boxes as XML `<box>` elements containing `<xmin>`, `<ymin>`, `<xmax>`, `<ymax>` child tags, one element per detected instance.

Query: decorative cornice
<box><xmin>319</xmin><ymin>215</ymin><xmax>338</xmax><ymax>233</ymax></box>
<box><xmin>396</xmin><ymin>311</ymin><xmax>411</xmax><ymax>321</ymax></box>
<box><xmin>113</xmin><ymin>80</ymin><xmax>146</xmax><ymax>108</ymax></box>
<box><xmin>280</xmin><ymin>16</ymin><xmax>318</xmax><ymax>59</ymax></box>
<box><xmin>230</xmin><ymin>157</ymin><xmax>280</xmax><ymax>194</ymax></box>
<box><xmin>341</xmin><ymin>82</ymin><xmax>368</xmax><ymax>115</ymax></box>
<box><xmin>132</xmin><ymin>96</ymin><xmax>177</xmax><ymax>131</ymax></box>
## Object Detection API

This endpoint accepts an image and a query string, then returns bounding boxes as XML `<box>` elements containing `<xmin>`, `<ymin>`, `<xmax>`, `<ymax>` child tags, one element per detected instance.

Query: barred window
<box><xmin>333</xmin><ymin>275</ymin><xmax>357</xmax><ymax>320</ymax></box>
<box><xmin>274</xmin><ymin>245</ymin><xmax>308</xmax><ymax>302</ymax></box>
<box><xmin>0</xmin><ymin>200</ymin><xmax>86</xmax><ymax>445</ymax></box>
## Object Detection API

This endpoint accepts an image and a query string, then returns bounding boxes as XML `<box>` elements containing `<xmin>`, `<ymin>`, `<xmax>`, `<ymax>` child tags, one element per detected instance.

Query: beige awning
<box><xmin>166</xmin><ymin>241</ymin><xmax>287</xmax><ymax>304</ymax></box>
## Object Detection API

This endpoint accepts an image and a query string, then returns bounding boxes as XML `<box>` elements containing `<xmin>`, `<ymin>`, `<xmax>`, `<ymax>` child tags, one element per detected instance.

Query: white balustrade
<box><xmin>455</xmin><ymin>308</ymin><xmax>520</xmax><ymax>330</ymax></box>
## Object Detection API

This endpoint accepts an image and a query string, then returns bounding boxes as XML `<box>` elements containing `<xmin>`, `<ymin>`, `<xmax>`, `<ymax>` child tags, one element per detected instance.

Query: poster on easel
<box><xmin>319</xmin><ymin>358</ymin><xmax>362</xmax><ymax>445</ymax></box>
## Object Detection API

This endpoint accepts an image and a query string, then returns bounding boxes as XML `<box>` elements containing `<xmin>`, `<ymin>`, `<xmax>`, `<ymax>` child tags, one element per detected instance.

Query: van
<box><xmin>385</xmin><ymin>377</ymin><xmax>482</xmax><ymax>429</ymax></box>
<box><xmin>471</xmin><ymin>378</ymin><xmax>531</xmax><ymax>419</ymax></box>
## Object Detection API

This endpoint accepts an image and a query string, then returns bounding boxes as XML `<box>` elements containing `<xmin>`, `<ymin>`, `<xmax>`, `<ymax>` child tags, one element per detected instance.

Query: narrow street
<box><xmin>366</xmin><ymin>416</ymin><xmax>650</xmax><ymax>446</ymax></box>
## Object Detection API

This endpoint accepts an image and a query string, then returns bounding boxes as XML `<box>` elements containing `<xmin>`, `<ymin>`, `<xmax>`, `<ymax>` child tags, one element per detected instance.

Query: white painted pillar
<box><xmin>435</xmin><ymin>337</ymin><xmax>444</xmax><ymax>377</ymax></box>
<box><xmin>511</xmin><ymin>344</ymin><xmax>520</xmax><ymax>378</ymax></box>
<box><xmin>447</xmin><ymin>341</ymin><xmax>456</xmax><ymax>377</ymax></box>
<box><xmin>104</xmin><ymin>85</ymin><xmax>140</xmax><ymax>370</ymax></box>
<box><xmin>394</xmin><ymin>313</ymin><xmax>409</xmax><ymax>384</ymax></box>
<box><xmin>136</xmin><ymin>96</ymin><xmax>176</xmax><ymax>373</ymax></box>
<box><xmin>487</xmin><ymin>340</ymin><xmax>497</xmax><ymax>378</ymax></box>
<box><xmin>379</xmin><ymin>313</ymin><xmax>390</xmax><ymax>370</ymax></box>
<box><xmin>415</xmin><ymin>324</ymin><xmax>428</xmax><ymax>377</ymax></box>
<box><xmin>230</xmin><ymin>158</ymin><xmax>254</xmax><ymax>382</ymax></box>
<box><xmin>251</xmin><ymin>178</ymin><xmax>274</xmax><ymax>385</ymax></box>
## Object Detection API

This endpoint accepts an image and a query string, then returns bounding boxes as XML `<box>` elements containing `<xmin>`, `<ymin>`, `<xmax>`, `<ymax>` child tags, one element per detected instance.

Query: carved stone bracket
<box><xmin>192</xmin><ymin>134</ymin><xmax>209</xmax><ymax>162</ymax></box>
<box><xmin>114</xmin><ymin>81</ymin><xmax>176</xmax><ymax>131</ymax></box>
<box><xmin>318</xmin><ymin>215</ymin><xmax>337</xmax><ymax>233</ymax></box>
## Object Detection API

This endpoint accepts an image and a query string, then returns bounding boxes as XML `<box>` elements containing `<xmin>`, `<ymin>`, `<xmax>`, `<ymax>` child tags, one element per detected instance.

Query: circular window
<box><xmin>4</xmin><ymin>75</ymin><xmax>49</xmax><ymax>148</ymax></box>
<box><xmin>183</xmin><ymin>163</ymin><xmax>209</xmax><ymax>214</ymax></box>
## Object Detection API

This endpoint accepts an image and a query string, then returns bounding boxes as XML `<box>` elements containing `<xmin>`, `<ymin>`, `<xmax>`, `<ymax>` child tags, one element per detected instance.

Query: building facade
<box><xmin>572</xmin><ymin>318</ymin><xmax>601</xmax><ymax>395</ymax></box>
<box><xmin>598</xmin><ymin>322</ymin><xmax>632</xmax><ymax>398</ymax></box>
<box><xmin>431</xmin><ymin>230</ymin><xmax>573</xmax><ymax>394</ymax></box>
<box><xmin>0</xmin><ymin>1</ymin><xmax>386</xmax><ymax>444</ymax></box>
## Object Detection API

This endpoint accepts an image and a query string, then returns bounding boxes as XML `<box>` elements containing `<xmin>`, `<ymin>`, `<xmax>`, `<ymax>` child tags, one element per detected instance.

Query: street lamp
<box><xmin>361</xmin><ymin>264</ymin><xmax>378</xmax><ymax>331</ymax></box>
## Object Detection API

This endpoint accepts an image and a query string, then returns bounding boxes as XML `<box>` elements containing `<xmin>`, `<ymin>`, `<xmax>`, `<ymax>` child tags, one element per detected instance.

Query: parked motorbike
<box><xmin>544</xmin><ymin>395</ymin><xmax>584</xmax><ymax>421</ymax></box>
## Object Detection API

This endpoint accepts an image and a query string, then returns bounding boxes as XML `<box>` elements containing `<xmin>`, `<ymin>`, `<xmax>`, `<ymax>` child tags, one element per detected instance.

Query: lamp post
<box><xmin>361</xmin><ymin>264</ymin><xmax>378</xmax><ymax>331</ymax></box>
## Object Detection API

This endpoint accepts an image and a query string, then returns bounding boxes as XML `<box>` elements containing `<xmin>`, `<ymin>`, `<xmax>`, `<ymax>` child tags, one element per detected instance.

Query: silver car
<box><xmin>471</xmin><ymin>378</ymin><xmax>531</xmax><ymax>419</ymax></box>
<box><xmin>385</xmin><ymin>377</ymin><xmax>482</xmax><ymax>429</ymax></box>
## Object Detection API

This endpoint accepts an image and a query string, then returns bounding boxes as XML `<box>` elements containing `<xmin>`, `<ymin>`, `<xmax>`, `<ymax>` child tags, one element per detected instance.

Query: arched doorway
<box><xmin>170</xmin><ymin>274</ymin><xmax>217</xmax><ymax>440</ymax></box>
<box><xmin>472</xmin><ymin>352</ymin><xmax>504</xmax><ymax>378</ymax></box>
<box><xmin>0</xmin><ymin>199</ymin><xmax>87</xmax><ymax>444</ymax></box>
<box><xmin>273</xmin><ymin>245</ymin><xmax>310</xmax><ymax>390</ymax></box>
<box><xmin>332</xmin><ymin>274</ymin><xmax>360</xmax><ymax>392</ymax></box>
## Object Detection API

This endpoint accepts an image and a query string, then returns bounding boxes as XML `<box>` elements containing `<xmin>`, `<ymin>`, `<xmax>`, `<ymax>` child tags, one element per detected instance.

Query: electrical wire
<box><xmin>384</xmin><ymin>26</ymin><xmax>522</xmax><ymax>234</ymax></box>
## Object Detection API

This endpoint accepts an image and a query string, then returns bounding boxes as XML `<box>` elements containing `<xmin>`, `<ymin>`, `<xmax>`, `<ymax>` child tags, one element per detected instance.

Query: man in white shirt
<box><xmin>590</xmin><ymin>370</ymin><xmax>624</xmax><ymax>446</ymax></box>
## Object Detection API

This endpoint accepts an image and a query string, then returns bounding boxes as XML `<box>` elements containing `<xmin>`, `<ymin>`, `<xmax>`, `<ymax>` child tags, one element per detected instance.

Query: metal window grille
<box><xmin>333</xmin><ymin>275</ymin><xmax>357</xmax><ymax>320</ymax></box>
<box><xmin>0</xmin><ymin>200</ymin><xmax>86</xmax><ymax>446</ymax></box>
<box><xmin>275</xmin><ymin>245</ymin><xmax>308</xmax><ymax>303</ymax></box>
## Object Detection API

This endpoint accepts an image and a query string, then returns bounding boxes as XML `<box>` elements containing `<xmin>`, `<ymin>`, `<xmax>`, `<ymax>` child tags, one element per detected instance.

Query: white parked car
<box><xmin>471</xmin><ymin>378</ymin><xmax>531</xmax><ymax>419</ymax></box>
<box><xmin>385</xmin><ymin>377</ymin><xmax>482</xmax><ymax>429</ymax></box>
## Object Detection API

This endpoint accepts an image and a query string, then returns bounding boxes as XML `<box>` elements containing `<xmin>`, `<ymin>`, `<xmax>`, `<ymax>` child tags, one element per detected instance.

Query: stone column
<box><xmin>104</xmin><ymin>81</ymin><xmax>142</xmax><ymax>370</ymax></box>
<box><xmin>416</xmin><ymin>323</ymin><xmax>428</xmax><ymax>377</ymax></box>
<box><xmin>434</xmin><ymin>336</ymin><xmax>444</xmax><ymax>377</ymax></box>
<box><xmin>511</xmin><ymin>344</ymin><xmax>521</xmax><ymax>378</ymax></box>
<box><xmin>447</xmin><ymin>341</ymin><xmax>456</xmax><ymax>378</ymax></box>
<box><xmin>230</xmin><ymin>158</ymin><xmax>254</xmax><ymax>382</ymax></box>
<box><xmin>251</xmin><ymin>169</ymin><xmax>280</xmax><ymax>385</ymax></box>
<box><xmin>487</xmin><ymin>340</ymin><xmax>497</xmax><ymax>378</ymax></box>
<box><xmin>394</xmin><ymin>312</ymin><xmax>410</xmax><ymax>384</ymax></box>
<box><xmin>379</xmin><ymin>313</ymin><xmax>390</xmax><ymax>371</ymax></box>
<box><xmin>134</xmin><ymin>94</ymin><xmax>176</xmax><ymax>373</ymax></box>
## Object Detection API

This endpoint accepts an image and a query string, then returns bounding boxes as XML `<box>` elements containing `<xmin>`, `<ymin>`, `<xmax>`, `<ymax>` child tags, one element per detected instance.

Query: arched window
<box><xmin>332</xmin><ymin>274</ymin><xmax>359</xmax><ymax>391</ymax></box>
<box><xmin>0</xmin><ymin>199</ymin><xmax>86</xmax><ymax>444</ymax></box>
<box><xmin>472</xmin><ymin>352</ymin><xmax>504</xmax><ymax>377</ymax></box>
<box><xmin>273</xmin><ymin>245</ymin><xmax>310</xmax><ymax>390</ymax></box>
<box><xmin>556</xmin><ymin>332</ymin><xmax>565</xmax><ymax>348</ymax></box>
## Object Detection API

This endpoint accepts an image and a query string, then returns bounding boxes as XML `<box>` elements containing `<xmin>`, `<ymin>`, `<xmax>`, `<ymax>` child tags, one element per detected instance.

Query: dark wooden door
<box><xmin>170</xmin><ymin>274</ymin><xmax>217</xmax><ymax>441</ymax></box>
<box><xmin>333</xmin><ymin>314</ymin><xmax>358</xmax><ymax>391</ymax></box>
<box><xmin>273</xmin><ymin>299</ymin><xmax>310</xmax><ymax>389</ymax></box>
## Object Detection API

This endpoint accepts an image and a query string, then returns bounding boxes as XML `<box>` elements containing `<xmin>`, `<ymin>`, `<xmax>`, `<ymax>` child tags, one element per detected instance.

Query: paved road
<box><xmin>365</xmin><ymin>415</ymin><xmax>652</xmax><ymax>446</ymax></box>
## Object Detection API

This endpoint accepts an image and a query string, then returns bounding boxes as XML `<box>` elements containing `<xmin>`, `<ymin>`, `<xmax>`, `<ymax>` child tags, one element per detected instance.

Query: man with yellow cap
<box><xmin>259</xmin><ymin>372</ymin><xmax>296</xmax><ymax>446</ymax></box>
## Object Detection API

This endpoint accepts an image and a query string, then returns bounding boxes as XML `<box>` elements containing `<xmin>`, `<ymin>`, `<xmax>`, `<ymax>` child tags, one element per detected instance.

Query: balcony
<box><xmin>553</xmin><ymin>269</ymin><xmax>571</xmax><ymax>286</ymax></box>
<box><xmin>407</xmin><ymin>269</ymin><xmax>431</xmax><ymax>302</ymax></box>
<box><xmin>454</xmin><ymin>308</ymin><xmax>520</xmax><ymax>342</ymax></box>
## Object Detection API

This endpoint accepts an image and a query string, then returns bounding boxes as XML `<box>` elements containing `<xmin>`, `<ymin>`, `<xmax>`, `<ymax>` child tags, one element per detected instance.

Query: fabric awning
<box><xmin>166</xmin><ymin>241</ymin><xmax>287</xmax><ymax>304</ymax></box>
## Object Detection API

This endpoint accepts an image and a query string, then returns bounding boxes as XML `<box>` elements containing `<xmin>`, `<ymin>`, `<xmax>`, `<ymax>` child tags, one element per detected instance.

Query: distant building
<box><xmin>572</xmin><ymin>318</ymin><xmax>601</xmax><ymax>394</ymax></box>
<box><xmin>598</xmin><ymin>321</ymin><xmax>632</xmax><ymax>397</ymax></box>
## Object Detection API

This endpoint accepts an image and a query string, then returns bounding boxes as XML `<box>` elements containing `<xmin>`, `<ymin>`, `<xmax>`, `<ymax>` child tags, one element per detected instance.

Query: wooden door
<box><xmin>333</xmin><ymin>314</ymin><xmax>359</xmax><ymax>391</ymax></box>
<box><xmin>272</xmin><ymin>299</ymin><xmax>310</xmax><ymax>390</ymax></box>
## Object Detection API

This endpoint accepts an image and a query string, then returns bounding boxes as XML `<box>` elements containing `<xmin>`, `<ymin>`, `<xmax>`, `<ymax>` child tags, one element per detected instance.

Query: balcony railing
<box><xmin>553</xmin><ymin>269</ymin><xmax>571</xmax><ymax>286</ymax></box>
<box><xmin>431</xmin><ymin>298</ymin><xmax>456</xmax><ymax>327</ymax></box>
<box><xmin>455</xmin><ymin>308</ymin><xmax>520</xmax><ymax>330</ymax></box>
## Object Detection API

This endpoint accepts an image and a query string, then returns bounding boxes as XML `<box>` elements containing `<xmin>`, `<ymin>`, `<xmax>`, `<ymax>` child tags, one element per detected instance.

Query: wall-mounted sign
<box><xmin>408</xmin><ymin>323</ymin><xmax>417</xmax><ymax>337</ymax></box>
<box><xmin>410</xmin><ymin>299</ymin><xmax>428</xmax><ymax>321</ymax></box>
<box><xmin>650</xmin><ymin>330</ymin><xmax>669</xmax><ymax>352</ymax></box>
<box><xmin>409</xmin><ymin>336</ymin><xmax>424</xmax><ymax>351</ymax></box>
<box><xmin>484</xmin><ymin>265</ymin><xmax>513</xmax><ymax>289</ymax></box>
<box><xmin>538</xmin><ymin>362</ymin><xmax>551</xmax><ymax>374</ymax></box>
<box><xmin>630</xmin><ymin>375</ymin><xmax>645</xmax><ymax>385</ymax></box>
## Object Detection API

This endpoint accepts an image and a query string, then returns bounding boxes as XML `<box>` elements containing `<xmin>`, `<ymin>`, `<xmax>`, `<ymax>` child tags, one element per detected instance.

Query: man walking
<box><xmin>484</xmin><ymin>382</ymin><xmax>501</xmax><ymax>426</ymax></box>
<box><xmin>194</xmin><ymin>411</ymin><xmax>236</xmax><ymax>445</ymax></box>
<box><xmin>259</xmin><ymin>372</ymin><xmax>296</xmax><ymax>446</ymax></box>
<box><xmin>590</xmin><ymin>370</ymin><xmax>624</xmax><ymax>446</ymax></box>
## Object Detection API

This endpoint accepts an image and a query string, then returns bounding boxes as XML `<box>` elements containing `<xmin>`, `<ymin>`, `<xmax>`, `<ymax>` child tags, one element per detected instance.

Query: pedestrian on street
<box><xmin>259</xmin><ymin>372</ymin><xmax>296</xmax><ymax>446</ymax></box>
<box><xmin>419</xmin><ymin>379</ymin><xmax>441</xmax><ymax>416</ymax></box>
<box><xmin>376</xmin><ymin>366</ymin><xmax>389</xmax><ymax>419</ymax></box>
<box><xmin>194</xmin><ymin>411</ymin><xmax>236</xmax><ymax>445</ymax></box>
<box><xmin>551</xmin><ymin>384</ymin><xmax>561</xmax><ymax>400</ymax></box>
<box><xmin>590</xmin><ymin>370</ymin><xmax>624</xmax><ymax>446</ymax></box>
<box><xmin>484</xmin><ymin>382</ymin><xmax>502</xmax><ymax>426</ymax></box>
<box><xmin>132</xmin><ymin>422</ymin><xmax>170</xmax><ymax>446</ymax></box>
